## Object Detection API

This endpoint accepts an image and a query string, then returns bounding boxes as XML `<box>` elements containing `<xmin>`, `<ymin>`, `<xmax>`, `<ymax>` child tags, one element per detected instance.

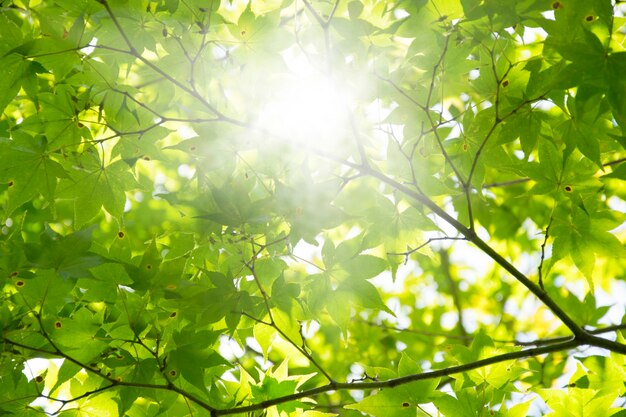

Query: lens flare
<box><xmin>255</xmin><ymin>49</ymin><xmax>352</xmax><ymax>153</ymax></box>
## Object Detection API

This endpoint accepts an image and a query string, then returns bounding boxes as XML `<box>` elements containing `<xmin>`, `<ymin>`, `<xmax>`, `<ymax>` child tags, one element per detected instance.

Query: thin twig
<box><xmin>97</xmin><ymin>0</ymin><xmax>225</xmax><ymax>118</ymax></box>
<box><xmin>387</xmin><ymin>237</ymin><xmax>467</xmax><ymax>265</ymax></box>
<box><xmin>243</xmin><ymin>257</ymin><xmax>335</xmax><ymax>382</ymax></box>
<box><xmin>538</xmin><ymin>208</ymin><xmax>555</xmax><ymax>291</ymax></box>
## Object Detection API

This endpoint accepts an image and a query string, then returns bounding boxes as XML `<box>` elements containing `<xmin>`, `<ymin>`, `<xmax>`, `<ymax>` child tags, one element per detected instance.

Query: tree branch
<box><xmin>360</xmin><ymin>165</ymin><xmax>587</xmax><ymax>338</ymax></box>
<box><xmin>213</xmin><ymin>339</ymin><xmax>580</xmax><ymax>416</ymax></box>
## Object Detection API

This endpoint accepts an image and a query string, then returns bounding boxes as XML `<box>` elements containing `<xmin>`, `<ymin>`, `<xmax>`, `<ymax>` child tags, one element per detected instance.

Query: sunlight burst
<box><xmin>256</xmin><ymin>51</ymin><xmax>351</xmax><ymax>152</ymax></box>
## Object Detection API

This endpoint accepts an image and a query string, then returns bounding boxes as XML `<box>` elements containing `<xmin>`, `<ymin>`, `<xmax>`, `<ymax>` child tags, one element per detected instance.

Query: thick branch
<box><xmin>214</xmin><ymin>339</ymin><xmax>579</xmax><ymax>416</ymax></box>
<box><xmin>360</xmin><ymin>165</ymin><xmax>586</xmax><ymax>337</ymax></box>
<box><xmin>4</xmin><ymin>323</ymin><xmax>625</xmax><ymax>416</ymax></box>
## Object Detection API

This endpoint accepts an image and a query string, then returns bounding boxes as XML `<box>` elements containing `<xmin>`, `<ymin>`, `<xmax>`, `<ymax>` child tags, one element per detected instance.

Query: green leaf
<box><xmin>341</xmin><ymin>255</ymin><xmax>388</xmax><ymax>280</ymax></box>
<box><xmin>603</xmin><ymin>162</ymin><xmax>626</xmax><ymax>181</ymax></box>
<box><xmin>539</xmin><ymin>388</ymin><xmax>621</xmax><ymax>417</ymax></box>
<box><xmin>551</xmin><ymin>206</ymin><xmax>625</xmax><ymax>293</ymax></box>
<box><xmin>24</xmin><ymin>228</ymin><xmax>100</xmax><ymax>278</ymax></box>
<box><xmin>607</xmin><ymin>52</ymin><xmax>626</xmax><ymax>132</ymax></box>
<box><xmin>58</xmin><ymin>157</ymin><xmax>140</xmax><ymax>226</ymax></box>
<box><xmin>497</xmin><ymin>107</ymin><xmax>545</xmax><ymax>157</ymax></box>
<box><xmin>0</xmin><ymin>133</ymin><xmax>67</xmax><ymax>215</ymax></box>
<box><xmin>433</xmin><ymin>392</ymin><xmax>480</xmax><ymax>417</ymax></box>
<box><xmin>49</xmin><ymin>360</ymin><xmax>82</xmax><ymax>396</ymax></box>
<box><xmin>0</xmin><ymin>13</ymin><xmax>23</xmax><ymax>56</ymax></box>
<box><xmin>503</xmin><ymin>401</ymin><xmax>532</xmax><ymax>417</ymax></box>
<box><xmin>50</xmin><ymin>308</ymin><xmax>108</xmax><ymax>362</ymax></box>
<box><xmin>255</xmin><ymin>257</ymin><xmax>287</xmax><ymax>289</ymax></box>
<box><xmin>250</xmin><ymin>376</ymin><xmax>298</xmax><ymax>409</ymax></box>
<box><xmin>89</xmin><ymin>263</ymin><xmax>133</xmax><ymax>285</ymax></box>
<box><xmin>345</xmin><ymin>354</ymin><xmax>438</xmax><ymax>416</ymax></box>
<box><xmin>348</xmin><ymin>1</ymin><xmax>364</xmax><ymax>19</ymax></box>
<box><xmin>23</xmin><ymin>84</ymin><xmax>91</xmax><ymax>147</ymax></box>
<box><xmin>253</xmin><ymin>323</ymin><xmax>277</xmax><ymax>362</ymax></box>
<box><xmin>326</xmin><ymin>290</ymin><xmax>352</xmax><ymax>332</ymax></box>
<box><xmin>0</xmin><ymin>54</ymin><xmax>29</xmax><ymax>115</ymax></box>
<box><xmin>338</xmin><ymin>279</ymin><xmax>394</xmax><ymax>315</ymax></box>
<box><xmin>582</xmin><ymin>355</ymin><xmax>626</xmax><ymax>396</ymax></box>
<box><xmin>526</xmin><ymin>138</ymin><xmax>564</xmax><ymax>194</ymax></box>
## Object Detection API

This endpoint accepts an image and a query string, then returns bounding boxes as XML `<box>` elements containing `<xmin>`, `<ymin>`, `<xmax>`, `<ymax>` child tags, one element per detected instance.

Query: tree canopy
<box><xmin>2</xmin><ymin>0</ymin><xmax>626</xmax><ymax>415</ymax></box>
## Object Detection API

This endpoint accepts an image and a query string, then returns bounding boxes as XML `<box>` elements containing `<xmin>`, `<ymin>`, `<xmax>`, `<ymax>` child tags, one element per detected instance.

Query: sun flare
<box><xmin>255</xmin><ymin>50</ymin><xmax>352</xmax><ymax>152</ymax></box>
